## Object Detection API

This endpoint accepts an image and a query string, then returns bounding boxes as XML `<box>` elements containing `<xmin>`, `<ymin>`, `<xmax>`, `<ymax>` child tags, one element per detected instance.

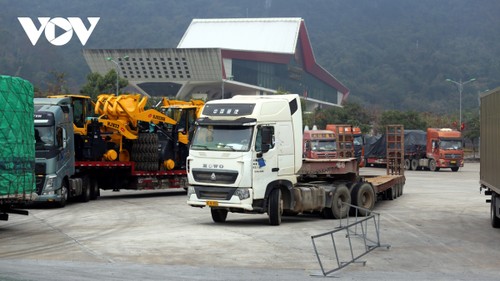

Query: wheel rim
<box><xmin>62</xmin><ymin>186</ymin><xmax>68</xmax><ymax>201</ymax></box>
<box><xmin>430</xmin><ymin>160</ymin><xmax>436</xmax><ymax>170</ymax></box>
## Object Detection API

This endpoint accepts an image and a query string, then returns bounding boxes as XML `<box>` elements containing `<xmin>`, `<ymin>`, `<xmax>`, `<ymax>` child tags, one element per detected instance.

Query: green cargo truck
<box><xmin>0</xmin><ymin>75</ymin><xmax>36</xmax><ymax>221</ymax></box>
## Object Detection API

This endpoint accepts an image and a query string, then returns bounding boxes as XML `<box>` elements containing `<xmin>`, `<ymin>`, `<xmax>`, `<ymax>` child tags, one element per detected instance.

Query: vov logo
<box><xmin>18</xmin><ymin>17</ymin><xmax>100</xmax><ymax>46</ymax></box>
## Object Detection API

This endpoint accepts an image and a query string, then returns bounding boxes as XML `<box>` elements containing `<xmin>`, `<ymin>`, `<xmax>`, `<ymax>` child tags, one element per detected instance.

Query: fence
<box><xmin>310</xmin><ymin>203</ymin><xmax>390</xmax><ymax>277</ymax></box>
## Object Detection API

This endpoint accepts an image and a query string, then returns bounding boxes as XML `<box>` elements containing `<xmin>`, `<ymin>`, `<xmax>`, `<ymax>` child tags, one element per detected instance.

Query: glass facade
<box><xmin>232</xmin><ymin>59</ymin><xmax>339</xmax><ymax>104</ymax></box>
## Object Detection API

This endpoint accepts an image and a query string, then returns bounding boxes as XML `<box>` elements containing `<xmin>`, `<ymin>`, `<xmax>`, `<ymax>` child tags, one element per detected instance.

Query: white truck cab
<box><xmin>187</xmin><ymin>94</ymin><xmax>302</xmax><ymax>225</ymax></box>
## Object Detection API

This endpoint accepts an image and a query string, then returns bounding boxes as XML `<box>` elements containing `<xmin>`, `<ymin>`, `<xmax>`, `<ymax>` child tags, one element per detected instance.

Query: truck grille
<box><xmin>195</xmin><ymin>186</ymin><xmax>237</xmax><ymax>200</ymax></box>
<box><xmin>192</xmin><ymin>169</ymin><xmax>238</xmax><ymax>184</ymax></box>
<box><xmin>315</xmin><ymin>153</ymin><xmax>336</xmax><ymax>159</ymax></box>
<box><xmin>445</xmin><ymin>154</ymin><xmax>461</xmax><ymax>159</ymax></box>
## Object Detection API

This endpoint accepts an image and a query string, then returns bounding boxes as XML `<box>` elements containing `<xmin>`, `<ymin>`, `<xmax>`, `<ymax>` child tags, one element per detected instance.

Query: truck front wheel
<box><xmin>268</xmin><ymin>189</ymin><xmax>282</xmax><ymax>226</ymax></box>
<box><xmin>211</xmin><ymin>208</ymin><xmax>228</xmax><ymax>223</ymax></box>
<box><xmin>429</xmin><ymin>159</ymin><xmax>440</xmax><ymax>172</ymax></box>
<box><xmin>57</xmin><ymin>183</ymin><xmax>68</xmax><ymax>208</ymax></box>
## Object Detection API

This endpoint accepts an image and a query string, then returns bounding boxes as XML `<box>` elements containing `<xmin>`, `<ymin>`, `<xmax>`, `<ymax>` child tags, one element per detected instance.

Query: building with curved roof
<box><xmin>83</xmin><ymin>17</ymin><xmax>349</xmax><ymax>108</ymax></box>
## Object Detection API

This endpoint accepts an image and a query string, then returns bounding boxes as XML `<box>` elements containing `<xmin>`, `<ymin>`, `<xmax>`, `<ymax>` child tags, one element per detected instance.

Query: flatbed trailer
<box><xmin>75</xmin><ymin>161</ymin><xmax>187</xmax><ymax>190</ymax></box>
<box><xmin>299</xmin><ymin>157</ymin><xmax>405</xmax><ymax>205</ymax></box>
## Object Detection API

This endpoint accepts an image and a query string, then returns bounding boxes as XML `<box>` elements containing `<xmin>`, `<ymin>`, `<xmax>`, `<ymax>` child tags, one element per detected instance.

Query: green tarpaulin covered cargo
<box><xmin>0</xmin><ymin>75</ymin><xmax>36</xmax><ymax>202</ymax></box>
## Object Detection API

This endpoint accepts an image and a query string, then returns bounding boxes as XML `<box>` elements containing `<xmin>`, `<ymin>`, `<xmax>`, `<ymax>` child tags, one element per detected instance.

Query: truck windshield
<box><xmin>353</xmin><ymin>135</ymin><xmax>363</xmax><ymax>146</ymax></box>
<box><xmin>440</xmin><ymin>140</ymin><xmax>462</xmax><ymax>150</ymax></box>
<box><xmin>312</xmin><ymin>140</ymin><xmax>336</xmax><ymax>151</ymax></box>
<box><xmin>35</xmin><ymin>127</ymin><xmax>55</xmax><ymax>148</ymax></box>
<box><xmin>191</xmin><ymin>125</ymin><xmax>253</xmax><ymax>152</ymax></box>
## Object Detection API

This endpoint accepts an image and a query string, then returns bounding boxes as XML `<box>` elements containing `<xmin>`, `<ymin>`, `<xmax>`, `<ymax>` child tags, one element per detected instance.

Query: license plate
<box><xmin>206</xmin><ymin>200</ymin><xmax>219</xmax><ymax>207</ymax></box>
<box><xmin>450</xmin><ymin>160</ymin><xmax>456</xmax><ymax>164</ymax></box>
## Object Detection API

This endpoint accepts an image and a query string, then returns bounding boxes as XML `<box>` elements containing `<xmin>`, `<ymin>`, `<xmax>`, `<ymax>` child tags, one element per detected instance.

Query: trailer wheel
<box><xmin>386</xmin><ymin>186</ymin><xmax>395</xmax><ymax>200</ymax></box>
<box><xmin>398</xmin><ymin>183</ymin><xmax>403</xmax><ymax>197</ymax></box>
<box><xmin>404</xmin><ymin>159</ymin><xmax>411</xmax><ymax>170</ymax></box>
<box><xmin>211</xmin><ymin>208</ymin><xmax>228</xmax><ymax>223</ymax></box>
<box><xmin>351</xmin><ymin>183</ymin><xmax>375</xmax><ymax>216</ymax></box>
<box><xmin>332</xmin><ymin>184</ymin><xmax>351</xmax><ymax>219</ymax></box>
<box><xmin>90</xmin><ymin>179</ymin><xmax>100</xmax><ymax>200</ymax></box>
<box><xmin>410</xmin><ymin>159</ymin><xmax>418</xmax><ymax>171</ymax></box>
<box><xmin>268</xmin><ymin>189</ymin><xmax>282</xmax><ymax>226</ymax></box>
<box><xmin>491</xmin><ymin>194</ymin><xmax>500</xmax><ymax>228</ymax></box>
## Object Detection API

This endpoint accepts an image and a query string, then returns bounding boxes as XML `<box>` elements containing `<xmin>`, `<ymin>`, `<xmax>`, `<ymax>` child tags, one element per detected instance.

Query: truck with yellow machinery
<box><xmin>186</xmin><ymin>94</ymin><xmax>405</xmax><ymax>225</ymax></box>
<box><xmin>479</xmin><ymin>87</ymin><xmax>500</xmax><ymax>228</ymax></box>
<box><xmin>34</xmin><ymin>93</ymin><xmax>203</xmax><ymax>206</ymax></box>
<box><xmin>1</xmin><ymin>75</ymin><xmax>37</xmax><ymax>220</ymax></box>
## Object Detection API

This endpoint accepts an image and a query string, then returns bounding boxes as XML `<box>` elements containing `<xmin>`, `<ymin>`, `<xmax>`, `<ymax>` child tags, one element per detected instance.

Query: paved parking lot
<box><xmin>0</xmin><ymin>162</ymin><xmax>499</xmax><ymax>280</ymax></box>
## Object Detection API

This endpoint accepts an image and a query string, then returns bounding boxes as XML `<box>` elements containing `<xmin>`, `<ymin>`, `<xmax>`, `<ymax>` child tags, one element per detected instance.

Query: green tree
<box><xmin>335</xmin><ymin>101</ymin><xmax>372</xmax><ymax>134</ymax></box>
<box><xmin>80</xmin><ymin>70</ymin><xmax>128</xmax><ymax>100</ymax></box>
<box><xmin>377</xmin><ymin>110</ymin><xmax>427</xmax><ymax>133</ymax></box>
<box><xmin>45</xmin><ymin>71</ymin><xmax>69</xmax><ymax>96</ymax></box>
<box><xmin>462</xmin><ymin>111</ymin><xmax>480</xmax><ymax>158</ymax></box>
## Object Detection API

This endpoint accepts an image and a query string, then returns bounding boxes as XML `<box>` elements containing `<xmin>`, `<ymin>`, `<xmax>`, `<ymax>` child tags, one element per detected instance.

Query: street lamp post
<box><xmin>106</xmin><ymin>55</ymin><xmax>129</xmax><ymax>95</ymax></box>
<box><xmin>445</xmin><ymin>77</ymin><xmax>476</xmax><ymax>130</ymax></box>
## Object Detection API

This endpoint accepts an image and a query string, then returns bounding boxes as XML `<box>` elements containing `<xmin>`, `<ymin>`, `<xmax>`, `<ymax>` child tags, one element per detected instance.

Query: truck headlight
<box><xmin>187</xmin><ymin>186</ymin><xmax>195</xmax><ymax>198</ymax></box>
<box><xmin>234</xmin><ymin>188</ymin><xmax>250</xmax><ymax>200</ymax></box>
<box><xmin>44</xmin><ymin>175</ymin><xmax>57</xmax><ymax>191</ymax></box>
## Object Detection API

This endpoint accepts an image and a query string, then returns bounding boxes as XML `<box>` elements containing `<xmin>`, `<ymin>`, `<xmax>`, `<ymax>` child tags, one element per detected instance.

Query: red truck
<box><xmin>303</xmin><ymin>129</ymin><xmax>337</xmax><ymax>159</ymax></box>
<box><xmin>407</xmin><ymin>128</ymin><xmax>463</xmax><ymax>172</ymax></box>
<box><xmin>366</xmin><ymin>128</ymin><xmax>463</xmax><ymax>172</ymax></box>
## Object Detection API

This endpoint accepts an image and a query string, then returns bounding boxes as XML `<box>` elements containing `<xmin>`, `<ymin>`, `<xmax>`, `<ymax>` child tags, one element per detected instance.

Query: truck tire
<box><xmin>451</xmin><ymin>167</ymin><xmax>459</xmax><ymax>172</ymax></box>
<box><xmin>404</xmin><ymin>159</ymin><xmax>411</xmax><ymax>170</ymax></box>
<box><xmin>57</xmin><ymin>183</ymin><xmax>68</xmax><ymax>208</ymax></box>
<box><xmin>328</xmin><ymin>184</ymin><xmax>351</xmax><ymax>219</ymax></box>
<box><xmin>351</xmin><ymin>183</ymin><xmax>375</xmax><ymax>216</ymax></box>
<box><xmin>491</xmin><ymin>194</ymin><xmax>500</xmax><ymax>228</ymax></box>
<box><xmin>268</xmin><ymin>189</ymin><xmax>282</xmax><ymax>226</ymax></box>
<box><xmin>429</xmin><ymin>159</ymin><xmax>439</xmax><ymax>172</ymax></box>
<box><xmin>410</xmin><ymin>159</ymin><xmax>418</xmax><ymax>171</ymax></box>
<box><xmin>90</xmin><ymin>179</ymin><xmax>99</xmax><ymax>200</ymax></box>
<box><xmin>80</xmin><ymin>177</ymin><xmax>91</xmax><ymax>202</ymax></box>
<box><xmin>211</xmin><ymin>208</ymin><xmax>228</xmax><ymax>223</ymax></box>
<box><xmin>132</xmin><ymin>133</ymin><xmax>159</xmax><ymax>171</ymax></box>
<box><xmin>385</xmin><ymin>186</ymin><xmax>396</xmax><ymax>200</ymax></box>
